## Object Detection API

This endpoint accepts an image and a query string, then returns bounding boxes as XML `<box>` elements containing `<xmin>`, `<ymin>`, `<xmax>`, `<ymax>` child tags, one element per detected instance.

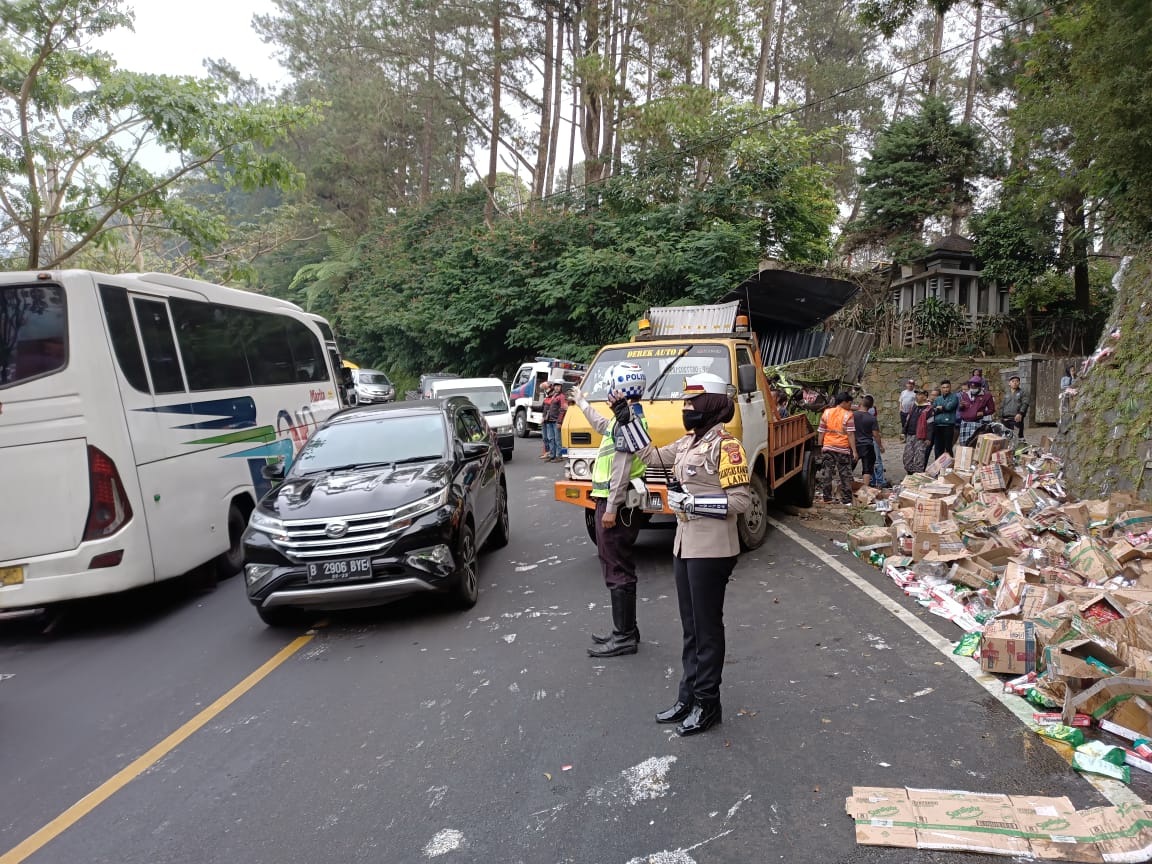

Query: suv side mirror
<box><xmin>261</xmin><ymin>461</ymin><xmax>286</xmax><ymax>482</ymax></box>
<box><xmin>461</xmin><ymin>441</ymin><xmax>491</xmax><ymax>461</ymax></box>
<box><xmin>737</xmin><ymin>363</ymin><xmax>758</xmax><ymax>394</ymax></box>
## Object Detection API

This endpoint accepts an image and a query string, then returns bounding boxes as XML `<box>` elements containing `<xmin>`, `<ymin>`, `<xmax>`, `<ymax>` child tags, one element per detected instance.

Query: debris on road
<box><xmin>846</xmin><ymin>786</ymin><xmax>1152</xmax><ymax>860</ymax></box>
<box><xmin>838</xmin><ymin>433</ymin><xmax>1152</xmax><ymax>783</ymax></box>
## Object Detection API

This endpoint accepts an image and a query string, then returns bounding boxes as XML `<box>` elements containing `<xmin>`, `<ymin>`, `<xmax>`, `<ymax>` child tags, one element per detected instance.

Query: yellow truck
<box><xmin>553</xmin><ymin>302</ymin><xmax>817</xmax><ymax>549</ymax></box>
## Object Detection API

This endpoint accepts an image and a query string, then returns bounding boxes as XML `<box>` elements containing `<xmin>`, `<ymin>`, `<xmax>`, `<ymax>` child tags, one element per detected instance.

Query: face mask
<box><xmin>682</xmin><ymin>410</ymin><xmax>706</xmax><ymax>431</ymax></box>
<box><xmin>969</xmin><ymin>388</ymin><xmax>980</xmax><ymax>397</ymax></box>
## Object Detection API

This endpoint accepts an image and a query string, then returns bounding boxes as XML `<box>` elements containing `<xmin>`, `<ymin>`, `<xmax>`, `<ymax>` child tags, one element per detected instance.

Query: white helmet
<box><xmin>603</xmin><ymin>362</ymin><xmax>647</xmax><ymax>398</ymax></box>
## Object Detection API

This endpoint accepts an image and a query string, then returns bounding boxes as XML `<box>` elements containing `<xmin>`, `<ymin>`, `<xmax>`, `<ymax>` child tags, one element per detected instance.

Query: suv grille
<box><xmin>275</xmin><ymin>511</ymin><xmax>411</xmax><ymax>560</ymax></box>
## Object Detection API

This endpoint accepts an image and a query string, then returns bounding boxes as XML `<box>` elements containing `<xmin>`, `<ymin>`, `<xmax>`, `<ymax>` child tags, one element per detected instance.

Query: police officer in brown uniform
<box><xmin>610</xmin><ymin>372</ymin><xmax>751</xmax><ymax>736</ymax></box>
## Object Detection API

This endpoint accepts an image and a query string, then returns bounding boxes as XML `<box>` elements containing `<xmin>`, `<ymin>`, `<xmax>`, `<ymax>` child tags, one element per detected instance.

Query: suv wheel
<box><xmin>450</xmin><ymin>523</ymin><xmax>479</xmax><ymax>608</ymax></box>
<box><xmin>486</xmin><ymin>481</ymin><xmax>510</xmax><ymax>550</ymax></box>
<box><xmin>257</xmin><ymin>605</ymin><xmax>309</xmax><ymax>628</ymax></box>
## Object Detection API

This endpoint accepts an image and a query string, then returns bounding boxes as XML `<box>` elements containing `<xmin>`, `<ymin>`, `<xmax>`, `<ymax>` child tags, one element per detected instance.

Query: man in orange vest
<box><xmin>818</xmin><ymin>392</ymin><xmax>858</xmax><ymax>504</ymax></box>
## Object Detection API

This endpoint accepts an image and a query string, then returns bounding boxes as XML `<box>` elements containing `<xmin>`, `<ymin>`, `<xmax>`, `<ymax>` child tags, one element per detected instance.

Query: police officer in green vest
<box><xmin>571</xmin><ymin>362</ymin><xmax>649</xmax><ymax>657</ymax></box>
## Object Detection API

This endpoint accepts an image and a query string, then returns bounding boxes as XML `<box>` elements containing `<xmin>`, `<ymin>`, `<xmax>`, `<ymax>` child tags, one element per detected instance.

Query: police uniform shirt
<box><xmin>640</xmin><ymin>424</ymin><xmax>752</xmax><ymax>559</ymax></box>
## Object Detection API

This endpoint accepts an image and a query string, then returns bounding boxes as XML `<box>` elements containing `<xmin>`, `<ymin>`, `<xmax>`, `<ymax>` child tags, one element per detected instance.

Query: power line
<box><xmin>526</xmin><ymin>4</ymin><xmax>1053</xmax><ymax>208</ymax></box>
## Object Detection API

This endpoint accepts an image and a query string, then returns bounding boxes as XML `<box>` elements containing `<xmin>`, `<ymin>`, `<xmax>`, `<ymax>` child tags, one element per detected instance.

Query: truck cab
<box><xmin>509</xmin><ymin>357</ymin><xmax>587</xmax><ymax>438</ymax></box>
<box><xmin>554</xmin><ymin>303</ymin><xmax>817</xmax><ymax>550</ymax></box>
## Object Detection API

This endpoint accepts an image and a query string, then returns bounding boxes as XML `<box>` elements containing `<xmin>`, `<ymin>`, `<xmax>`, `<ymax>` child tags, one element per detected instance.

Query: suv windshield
<box><xmin>290</xmin><ymin>415</ymin><xmax>447</xmax><ymax>475</ymax></box>
<box><xmin>583</xmin><ymin>345</ymin><xmax>732</xmax><ymax>400</ymax></box>
<box><xmin>358</xmin><ymin>371</ymin><xmax>391</xmax><ymax>385</ymax></box>
<box><xmin>441</xmin><ymin>386</ymin><xmax>508</xmax><ymax>415</ymax></box>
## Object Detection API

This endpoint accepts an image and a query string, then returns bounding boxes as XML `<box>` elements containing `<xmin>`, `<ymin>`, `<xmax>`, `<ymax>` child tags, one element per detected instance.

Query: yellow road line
<box><xmin>0</xmin><ymin>633</ymin><xmax>314</xmax><ymax>864</ymax></box>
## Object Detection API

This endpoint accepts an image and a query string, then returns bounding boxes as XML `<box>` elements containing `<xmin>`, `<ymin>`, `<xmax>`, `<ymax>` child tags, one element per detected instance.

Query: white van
<box><xmin>430</xmin><ymin>377</ymin><xmax>514</xmax><ymax>459</ymax></box>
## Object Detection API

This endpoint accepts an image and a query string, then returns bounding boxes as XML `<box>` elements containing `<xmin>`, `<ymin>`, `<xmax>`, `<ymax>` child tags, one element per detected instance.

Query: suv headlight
<box><xmin>391</xmin><ymin>487</ymin><xmax>450</xmax><ymax>522</ymax></box>
<box><xmin>249</xmin><ymin>509</ymin><xmax>287</xmax><ymax>540</ymax></box>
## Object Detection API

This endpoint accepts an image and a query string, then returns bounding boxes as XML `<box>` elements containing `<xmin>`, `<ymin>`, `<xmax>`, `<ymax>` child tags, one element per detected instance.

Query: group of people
<box><xmin>816</xmin><ymin>369</ymin><xmax>1033</xmax><ymax>504</ymax></box>
<box><xmin>568</xmin><ymin>365</ymin><xmax>749</xmax><ymax>738</ymax></box>
<box><xmin>895</xmin><ymin>370</ymin><xmax>1031</xmax><ymax>476</ymax></box>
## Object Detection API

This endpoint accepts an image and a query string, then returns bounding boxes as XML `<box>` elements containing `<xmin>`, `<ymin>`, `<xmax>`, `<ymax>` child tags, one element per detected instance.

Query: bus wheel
<box><xmin>738</xmin><ymin>472</ymin><xmax>769</xmax><ymax>551</ymax></box>
<box><xmin>216</xmin><ymin>503</ymin><xmax>247</xmax><ymax>579</ymax></box>
<box><xmin>514</xmin><ymin>410</ymin><xmax>529</xmax><ymax>438</ymax></box>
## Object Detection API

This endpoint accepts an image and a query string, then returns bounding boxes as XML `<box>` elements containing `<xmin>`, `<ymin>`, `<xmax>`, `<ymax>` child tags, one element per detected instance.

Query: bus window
<box><xmin>285</xmin><ymin>318</ymin><xmax>328</xmax><ymax>383</ymax></box>
<box><xmin>243</xmin><ymin>311</ymin><xmax>295</xmax><ymax>386</ymax></box>
<box><xmin>98</xmin><ymin>284</ymin><xmax>149</xmax><ymax>393</ymax></box>
<box><xmin>0</xmin><ymin>283</ymin><xmax>67</xmax><ymax>388</ymax></box>
<box><xmin>133</xmin><ymin>298</ymin><xmax>186</xmax><ymax>394</ymax></box>
<box><xmin>169</xmin><ymin>298</ymin><xmax>251</xmax><ymax>391</ymax></box>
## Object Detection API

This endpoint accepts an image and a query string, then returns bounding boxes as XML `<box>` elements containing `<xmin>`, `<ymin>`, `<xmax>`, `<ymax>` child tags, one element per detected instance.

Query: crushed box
<box><xmin>980</xmin><ymin>620</ymin><xmax>1037</xmax><ymax>675</ymax></box>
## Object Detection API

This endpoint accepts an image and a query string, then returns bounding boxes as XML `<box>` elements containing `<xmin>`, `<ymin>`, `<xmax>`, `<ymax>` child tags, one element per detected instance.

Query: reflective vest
<box><xmin>591</xmin><ymin>409</ymin><xmax>648</xmax><ymax>499</ymax></box>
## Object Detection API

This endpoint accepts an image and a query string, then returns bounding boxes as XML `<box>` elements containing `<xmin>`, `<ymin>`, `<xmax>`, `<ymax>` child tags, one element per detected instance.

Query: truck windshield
<box><xmin>583</xmin><ymin>345</ymin><xmax>732</xmax><ymax>400</ymax></box>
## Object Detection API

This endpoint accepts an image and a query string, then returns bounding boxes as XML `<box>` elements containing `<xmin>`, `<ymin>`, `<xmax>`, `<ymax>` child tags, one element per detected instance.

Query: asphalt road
<box><xmin>0</xmin><ymin>451</ymin><xmax>1127</xmax><ymax>864</ymax></box>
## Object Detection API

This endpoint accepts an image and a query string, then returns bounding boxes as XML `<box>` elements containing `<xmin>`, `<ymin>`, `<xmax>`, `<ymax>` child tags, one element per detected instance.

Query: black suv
<box><xmin>242</xmin><ymin>397</ymin><xmax>509</xmax><ymax>627</ymax></box>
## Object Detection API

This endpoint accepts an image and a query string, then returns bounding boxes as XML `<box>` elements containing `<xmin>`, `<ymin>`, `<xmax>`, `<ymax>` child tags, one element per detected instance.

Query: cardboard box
<box><xmin>1018</xmin><ymin>584</ymin><xmax>1061</xmax><ymax>619</ymax></box>
<box><xmin>1066</xmin><ymin>538</ymin><xmax>1121</xmax><ymax>583</ymax></box>
<box><xmin>975</xmin><ymin>433</ymin><xmax>1008</xmax><ymax>465</ymax></box>
<box><xmin>1116</xmin><ymin>510</ymin><xmax>1152</xmax><ymax>535</ymax></box>
<box><xmin>975</xmin><ymin>462</ymin><xmax>1008</xmax><ymax>491</ymax></box>
<box><xmin>912</xmin><ymin>499</ymin><xmax>949</xmax><ymax>532</ymax></box>
<box><xmin>911</xmin><ymin>531</ymin><xmax>965</xmax><ymax>562</ymax></box>
<box><xmin>925</xmin><ymin>453</ymin><xmax>953</xmax><ymax>477</ymax></box>
<box><xmin>980</xmin><ymin>620</ymin><xmax>1037</xmax><ymax>674</ymax></box>
<box><xmin>1066</xmin><ymin>678</ymin><xmax>1152</xmax><ymax>733</ymax></box>
<box><xmin>847</xmin><ymin>786</ymin><xmax>1152</xmax><ymax>861</ymax></box>
<box><xmin>1062</xmin><ymin>501</ymin><xmax>1091</xmax><ymax>531</ymax></box>
<box><xmin>953</xmin><ymin>445</ymin><xmax>975</xmax><ymax>471</ymax></box>
<box><xmin>948</xmin><ymin>557</ymin><xmax>996</xmax><ymax>590</ymax></box>
<box><xmin>848</xmin><ymin>526</ymin><xmax>893</xmax><ymax>555</ymax></box>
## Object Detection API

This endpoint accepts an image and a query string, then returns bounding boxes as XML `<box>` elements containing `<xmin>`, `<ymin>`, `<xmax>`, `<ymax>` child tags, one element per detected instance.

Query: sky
<box><xmin>97</xmin><ymin>0</ymin><xmax>286</xmax><ymax>86</ymax></box>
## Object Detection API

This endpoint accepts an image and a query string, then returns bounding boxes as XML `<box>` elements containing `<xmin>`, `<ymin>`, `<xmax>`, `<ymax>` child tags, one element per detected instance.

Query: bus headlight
<box><xmin>570</xmin><ymin>459</ymin><xmax>590</xmax><ymax>479</ymax></box>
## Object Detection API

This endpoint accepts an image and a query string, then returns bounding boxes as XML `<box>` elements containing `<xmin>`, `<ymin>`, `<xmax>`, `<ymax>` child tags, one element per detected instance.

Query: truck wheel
<box><xmin>738</xmin><ymin>472</ymin><xmax>769</xmax><ymax>551</ymax></box>
<box><xmin>514</xmin><ymin>410</ymin><xmax>529</xmax><ymax>438</ymax></box>
<box><xmin>585</xmin><ymin>508</ymin><xmax>598</xmax><ymax>544</ymax></box>
<box><xmin>779</xmin><ymin>450</ymin><xmax>817</xmax><ymax>509</ymax></box>
<box><xmin>214</xmin><ymin>503</ymin><xmax>247</xmax><ymax>579</ymax></box>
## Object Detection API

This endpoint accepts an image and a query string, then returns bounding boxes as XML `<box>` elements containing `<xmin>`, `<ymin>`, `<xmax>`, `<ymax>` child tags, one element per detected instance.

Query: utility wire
<box><xmin>524</xmin><ymin>3</ymin><xmax>1053</xmax><ymax>209</ymax></box>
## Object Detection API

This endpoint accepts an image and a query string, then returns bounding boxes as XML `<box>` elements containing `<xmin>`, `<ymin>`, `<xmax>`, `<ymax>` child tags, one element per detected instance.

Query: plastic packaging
<box><xmin>1025</xmin><ymin>688</ymin><xmax>1062</xmax><ymax>709</ymax></box>
<box><xmin>953</xmin><ymin>632</ymin><xmax>981</xmax><ymax>657</ymax></box>
<box><xmin>1078</xmin><ymin>741</ymin><xmax>1127</xmax><ymax>765</ymax></box>
<box><xmin>1073</xmin><ymin>751</ymin><xmax>1131</xmax><ymax>783</ymax></box>
<box><xmin>1034</xmin><ymin>724</ymin><xmax>1085</xmax><ymax>747</ymax></box>
<box><xmin>1133</xmin><ymin>739</ymin><xmax>1152</xmax><ymax>760</ymax></box>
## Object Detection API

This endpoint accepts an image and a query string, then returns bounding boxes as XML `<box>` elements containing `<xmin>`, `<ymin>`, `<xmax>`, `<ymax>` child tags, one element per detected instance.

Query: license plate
<box><xmin>306</xmin><ymin>557</ymin><xmax>373</xmax><ymax>583</ymax></box>
<box><xmin>0</xmin><ymin>566</ymin><xmax>24</xmax><ymax>586</ymax></box>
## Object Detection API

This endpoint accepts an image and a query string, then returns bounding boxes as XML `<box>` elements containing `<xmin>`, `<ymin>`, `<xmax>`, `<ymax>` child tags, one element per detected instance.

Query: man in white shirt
<box><xmin>898</xmin><ymin>379</ymin><xmax>917</xmax><ymax>439</ymax></box>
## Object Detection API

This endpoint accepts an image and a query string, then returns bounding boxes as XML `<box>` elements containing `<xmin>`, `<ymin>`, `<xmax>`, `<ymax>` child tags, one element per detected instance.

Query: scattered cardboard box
<box><xmin>981</xmin><ymin>620</ymin><xmax>1037</xmax><ymax>675</ymax></box>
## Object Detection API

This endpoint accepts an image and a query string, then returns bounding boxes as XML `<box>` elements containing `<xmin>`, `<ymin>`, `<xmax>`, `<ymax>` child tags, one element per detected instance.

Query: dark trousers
<box><xmin>932</xmin><ymin>424</ymin><xmax>955</xmax><ymax>459</ymax></box>
<box><xmin>673</xmin><ymin>554</ymin><xmax>736</xmax><ymax>704</ymax></box>
<box><xmin>593</xmin><ymin>498</ymin><xmax>641</xmax><ymax>589</ymax></box>
<box><xmin>820</xmin><ymin>450</ymin><xmax>854</xmax><ymax>503</ymax></box>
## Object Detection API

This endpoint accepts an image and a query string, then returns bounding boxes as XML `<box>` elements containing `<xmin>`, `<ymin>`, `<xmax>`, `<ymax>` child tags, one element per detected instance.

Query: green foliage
<box><xmin>297</xmin><ymin>110</ymin><xmax>839</xmax><ymax>379</ymax></box>
<box><xmin>850</xmin><ymin>97</ymin><xmax>986</xmax><ymax>261</ymax></box>
<box><xmin>0</xmin><ymin>0</ymin><xmax>317</xmax><ymax>268</ymax></box>
<box><xmin>971</xmin><ymin>197</ymin><xmax>1059</xmax><ymax>292</ymax></box>
<box><xmin>909</xmin><ymin>296</ymin><xmax>967</xmax><ymax>340</ymax></box>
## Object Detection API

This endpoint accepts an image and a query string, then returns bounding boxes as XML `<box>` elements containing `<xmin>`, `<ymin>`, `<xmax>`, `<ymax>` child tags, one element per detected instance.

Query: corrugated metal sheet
<box><xmin>646</xmin><ymin>302</ymin><xmax>741</xmax><ymax>337</ymax></box>
<box><xmin>825</xmin><ymin>329</ymin><xmax>876</xmax><ymax>384</ymax></box>
<box><xmin>757</xmin><ymin>327</ymin><xmax>830</xmax><ymax>366</ymax></box>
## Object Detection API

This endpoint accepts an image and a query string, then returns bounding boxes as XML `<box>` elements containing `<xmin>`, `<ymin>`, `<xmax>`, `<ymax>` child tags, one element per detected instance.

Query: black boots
<box><xmin>676</xmin><ymin>700</ymin><xmax>722</xmax><ymax>736</ymax></box>
<box><xmin>655</xmin><ymin>700</ymin><xmax>693</xmax><ymax>724</ymax></box>
<box><xmin>587</xmin><ymin>588</ymin><xmax>639</xmax><ymax>657</ymax></box>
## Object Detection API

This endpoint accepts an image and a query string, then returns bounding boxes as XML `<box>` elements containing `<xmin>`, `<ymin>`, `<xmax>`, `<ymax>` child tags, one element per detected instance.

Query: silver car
<box><xmin>352</xmin><ymin>369</ymin><xmax>396</xmax><ymax>404</ymax></box>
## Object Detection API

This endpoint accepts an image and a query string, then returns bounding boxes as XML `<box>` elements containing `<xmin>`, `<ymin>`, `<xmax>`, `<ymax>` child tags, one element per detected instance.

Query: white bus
<box><xmin>0</xmin><ymin>270</ymin><xmax>344</xmax><ymax>610</ymax></box>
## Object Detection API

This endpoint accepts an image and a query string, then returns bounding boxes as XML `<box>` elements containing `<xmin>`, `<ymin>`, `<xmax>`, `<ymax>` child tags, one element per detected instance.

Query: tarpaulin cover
<box><xmin>721</xmin><ymin>268</ymin><xmax>861</xmax><ymax>330</ymax></box>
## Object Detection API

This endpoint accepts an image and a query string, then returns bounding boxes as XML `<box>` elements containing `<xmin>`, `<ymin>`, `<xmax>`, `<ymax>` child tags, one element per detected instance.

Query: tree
<box><xmin>848</xmin><ymin>97</ymin><xmax>984</xmax><ymax>262</ymax></box>
<box><xmin>0</xmin><ymin>0</ymin><xmax>316</xmax><ymax>269</ymax></box>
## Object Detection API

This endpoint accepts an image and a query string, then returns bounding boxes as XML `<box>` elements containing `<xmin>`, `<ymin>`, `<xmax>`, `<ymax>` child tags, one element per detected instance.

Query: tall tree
<box><xmin>0</xmin><ymin>0</ymin><xmax>314</xmax><ymax>269</ymax></box>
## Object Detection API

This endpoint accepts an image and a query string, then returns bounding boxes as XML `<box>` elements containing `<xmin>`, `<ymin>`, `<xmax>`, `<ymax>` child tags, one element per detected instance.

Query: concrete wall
<box><xmin>861</xmin><ymin>357</ymin><xmax>1024</xmax><ymax>437</ymax></box>
<box><xmin>1056</xmin><ymin>253</ymin><xmax>1152</xmax><ymax>498</ymax></box>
